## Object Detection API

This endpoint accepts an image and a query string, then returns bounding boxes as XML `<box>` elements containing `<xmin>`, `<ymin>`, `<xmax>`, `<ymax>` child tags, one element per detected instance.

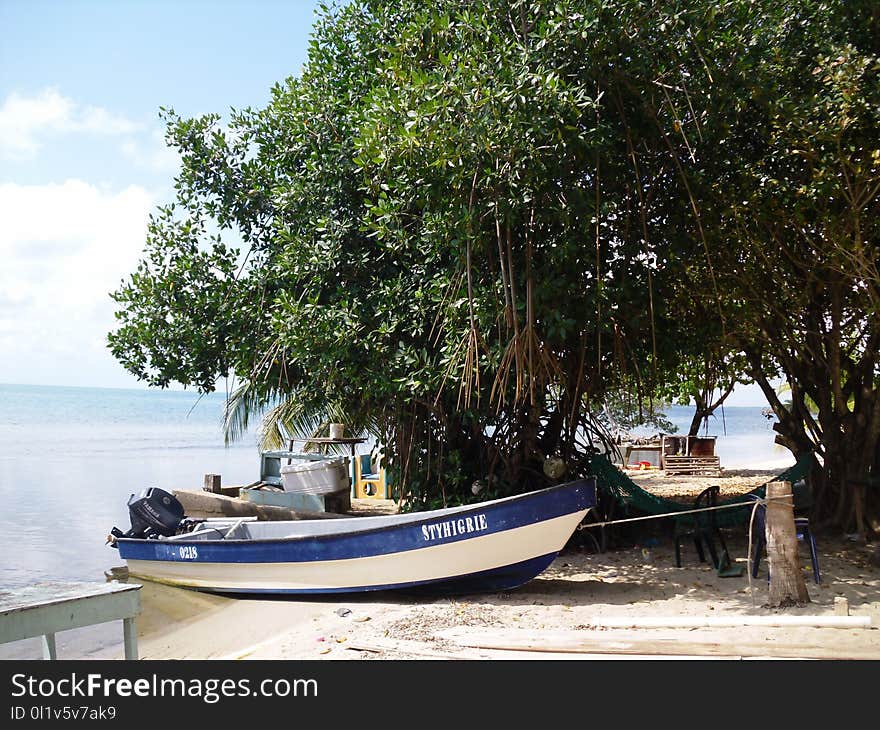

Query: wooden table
<box><xmin>0</xmin><ymin>581</ymin><xmax>141</xmax><ymax>660</ymax></box>
<box><xmin>287</xmin><ymin>437</ymin><xmax>366</xmax><ymax>459</ymax></box>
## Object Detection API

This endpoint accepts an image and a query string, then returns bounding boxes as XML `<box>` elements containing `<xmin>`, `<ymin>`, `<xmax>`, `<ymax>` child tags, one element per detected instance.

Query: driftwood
<box><xmin>346</xmin><ymin>638</ymin><xmax>491</xmax><ymax>660</ymax></box>
<box><xmin>173</xmin><ymin>489</ymin><xmax>344</xmax><ymax>521</ymax></box>
<box><xmin>437</xmin><ymin>628</ymin><xmax>880</xmax><ymax>660</ymax></box>
<box><xmin>346</xmin><ymin>637</ymin><xmax>646</xmax><ymax>660</ymax></box>
<box><xmin>583</xmin><ymin>615</ymin><xmax>869</xmax><ymax>629</ymax></box>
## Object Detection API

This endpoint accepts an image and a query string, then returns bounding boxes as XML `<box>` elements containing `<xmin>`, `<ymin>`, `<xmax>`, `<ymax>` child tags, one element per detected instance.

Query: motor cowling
<box><xmin>108</xmin><ymin>487</ymin><xmax>185</xmax><ymax>545</ymax></box>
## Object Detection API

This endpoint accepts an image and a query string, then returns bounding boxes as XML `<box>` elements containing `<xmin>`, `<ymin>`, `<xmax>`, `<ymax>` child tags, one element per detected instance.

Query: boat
<box><xmin>107</xmin><ymin>478</ymin><xmax>596</xmax><ymax>596</ymax></box>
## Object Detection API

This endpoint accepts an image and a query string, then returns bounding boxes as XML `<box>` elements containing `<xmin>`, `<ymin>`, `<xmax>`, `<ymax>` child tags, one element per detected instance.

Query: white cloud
<box><xmin>0</xmin><ymin>180</ymin><xmax>155</xmax><ymax>386</ymax></box>
<box><xmin>0</xmin><ymin>88</ymin><xmax>141</xmax><ymax>159</ymax></box>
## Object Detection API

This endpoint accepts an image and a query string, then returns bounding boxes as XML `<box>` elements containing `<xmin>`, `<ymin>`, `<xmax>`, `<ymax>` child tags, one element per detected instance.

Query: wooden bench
<box><xmin>0</xmin><ymin>581</ymin><xmax>141</xmax><ymax>660</ymax></box>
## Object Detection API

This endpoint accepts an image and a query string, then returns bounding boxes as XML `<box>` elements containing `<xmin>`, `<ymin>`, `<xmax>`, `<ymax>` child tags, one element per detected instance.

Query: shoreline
<box><xmin>5</xmin><ymin>455</ymin><xmax>878</xmax><ymax>662</ymax></box>
<box><xmin>89</xmin><ymin>469</ymin><xmax>880</xmax><ymax>660</ymax></box>
<box><xmin>78</xmin><ymin>528</ymin><xmax>880</xmax><ymax>661</ymax></box>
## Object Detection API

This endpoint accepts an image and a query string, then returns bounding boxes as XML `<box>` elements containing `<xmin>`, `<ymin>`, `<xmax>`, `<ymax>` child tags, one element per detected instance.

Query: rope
<box><xmin>577</xmin><ymin>494</ymin><xmax>792</xmax><ymax>530</ymax></box>
<box><xmin>747</xmin><ymin>499</ymin><xmax>758</xmax><ymax>602</ymax></box>
<box><xmin>578</xmin><ymin>494</ymin><xmax>796</xmax><ymax>604</ymax></box>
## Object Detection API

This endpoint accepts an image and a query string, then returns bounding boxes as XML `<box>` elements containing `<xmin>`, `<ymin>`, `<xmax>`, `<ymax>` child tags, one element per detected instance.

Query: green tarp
<box><xmin>587</xmin><ymin>451</ymin><xmax>814</xmax><ymax>528</ymax></box>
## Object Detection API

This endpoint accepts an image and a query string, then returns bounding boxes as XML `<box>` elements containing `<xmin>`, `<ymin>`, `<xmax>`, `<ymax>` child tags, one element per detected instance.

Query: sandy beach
<box><xmin>96</xmin><ymin>532</ymin><xmax>880</xmax><ymax>661</ymax></box>
<box><xmin>86</xmin><ymin>465</ymin><xmax>880</xmax><ymax>662</ymax></box>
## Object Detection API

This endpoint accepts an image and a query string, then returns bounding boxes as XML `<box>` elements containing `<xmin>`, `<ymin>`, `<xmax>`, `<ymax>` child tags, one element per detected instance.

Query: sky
<box><xmin>0</xmin><ymin>0</ymin><xmax>324</xmax><ymax>389</ymax></box>
<box><xmin>0</xmin><ymin>0</ymin><xmax>770</xmax><ymax>406</ymax></box>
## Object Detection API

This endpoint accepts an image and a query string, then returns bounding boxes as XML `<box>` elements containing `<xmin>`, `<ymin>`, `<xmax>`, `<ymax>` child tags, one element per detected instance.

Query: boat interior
<box><xmin>164</xmin><ymin>500</ymin><xmax>488</xmax><ymax>541</ymax></box>
<box><xmin>152</xmin><ymin>480</ymin><xmax>589</xmax><ymax>542</ymax></box>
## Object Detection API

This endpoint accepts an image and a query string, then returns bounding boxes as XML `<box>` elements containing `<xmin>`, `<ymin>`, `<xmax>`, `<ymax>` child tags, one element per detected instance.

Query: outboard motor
<box><xmin>108</xmin><ymin>487</ymin><xmax>185</xmax><ymax>547</ymax></box>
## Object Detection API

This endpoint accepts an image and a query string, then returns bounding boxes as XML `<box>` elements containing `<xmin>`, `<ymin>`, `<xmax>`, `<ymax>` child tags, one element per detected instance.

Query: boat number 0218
<box><xmin>178</xmin><ymin>546</ymin><xmax>198</xmax><ymax>559</ymax></box>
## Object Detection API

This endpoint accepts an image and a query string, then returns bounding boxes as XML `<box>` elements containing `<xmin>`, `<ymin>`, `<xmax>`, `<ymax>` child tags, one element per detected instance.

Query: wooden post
<box><xmin>203</xmin><ymin>474</ymin><xmax>222</xmax><ymax>493</ymax></box>
<box><xmin>41</xmin><ymin>633</ymin><xmax>57</xmax><ymax>660</ymax></box>
<box><xmin>122</xmin><ymin>617</ymin><xmax>138</xmax><ymax>660</ymax></box>
<box><xmin>766</xmin><ymin>481</ymin><xmax>810</xmax><ymax>606</ymax></box>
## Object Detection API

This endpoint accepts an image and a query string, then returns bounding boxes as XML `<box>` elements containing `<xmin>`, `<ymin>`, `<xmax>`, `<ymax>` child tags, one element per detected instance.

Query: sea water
<box><xmin>0</xmin><ymin>383</ymin><xmax>264</xmax><ymax>591</ymax></box>
<box><xmin>0</xmin><ymin>383</ymin><xmax>265</xmax><ymax>659</ymax></box>
<box><xmin>0</xmin><ymin>384</ymin><xmax>789</xmax><ymax>587</ymax></box>
<box><xmin>627</xmin><ymin>404</ymin><xmax>793</xmax><ymax>470</ymax></box>
<box><xmin>0</xmin><ymin>383</ymin><xmax>790</xmax><ymax>658</ymax></box>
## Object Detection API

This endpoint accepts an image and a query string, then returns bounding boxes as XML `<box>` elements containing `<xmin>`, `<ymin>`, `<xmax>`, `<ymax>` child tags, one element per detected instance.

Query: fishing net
<box><xmin>586</xmin><ymin>451</ymin><xmax>814</xmax><ymax>528</ymax></box>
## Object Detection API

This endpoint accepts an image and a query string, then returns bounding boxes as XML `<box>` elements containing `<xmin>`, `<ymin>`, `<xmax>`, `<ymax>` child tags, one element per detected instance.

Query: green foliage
<box><xmin>109</xmin><ymin>0</ymin><xmax>879</xmax><ymax>523</ymax></box>
<box><xmin>108</xmin><ymin>207</ymin><xmax>246</xmax><ymax>391</ymax></box>
<box><xmin>653</xmin><ymin>0</ymin><xmax>880</xmax><ymax>526</ymax></box>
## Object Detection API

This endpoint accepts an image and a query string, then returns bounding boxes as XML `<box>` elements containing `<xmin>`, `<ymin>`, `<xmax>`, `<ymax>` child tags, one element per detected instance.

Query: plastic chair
<box><xmin>746</xmin><ymin>493</ymin><xmax>821</xmax><ymax>583</ymax></box>
<box><xmin>352</xmin><ymin>452</ymin><xmax>391</xmax><ymax>499</ymax></box>
<box><xmin>674</xmin><ymin>485</ymin><xmax>727</xmax><ymax>568</ymax></box>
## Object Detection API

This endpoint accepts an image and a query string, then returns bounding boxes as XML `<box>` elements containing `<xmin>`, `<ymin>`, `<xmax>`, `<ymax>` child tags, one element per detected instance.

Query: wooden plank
<box><xmin>344</xmin><ymin>638</ymin><xmax>698</xmax><ymax>661</ymax></box>
<box><xmin>0</xmin><ymin>581</ymin><xmax>141</xmax><ymax>614</ymax></box>
<box><xmin>587</xmin><ymin>615</ymin><xmax>871</xmax><ymax>628</ymax></box>
<box><xmin>438</xmin><ymin>628</ymin><xmax>880</xmax><ymax>660</ymax></box>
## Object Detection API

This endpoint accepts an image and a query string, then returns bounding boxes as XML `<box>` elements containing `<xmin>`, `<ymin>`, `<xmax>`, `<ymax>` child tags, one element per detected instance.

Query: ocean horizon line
<box><xmin>1</xmin><ymin>380</ymin><xmax>772</xmax><ymax>411</ymax></box>
<box><xmin>0</xmin><ymin>380</ymin><xmax>235</xmax><ymax>398</ymax></box>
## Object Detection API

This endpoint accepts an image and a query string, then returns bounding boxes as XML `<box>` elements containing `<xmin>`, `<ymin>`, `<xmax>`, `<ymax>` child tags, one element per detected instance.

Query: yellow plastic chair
<box><xmin>353</xmin><ymin>453</ymin><xmax>391</xmax><ymax>499</ymax></box>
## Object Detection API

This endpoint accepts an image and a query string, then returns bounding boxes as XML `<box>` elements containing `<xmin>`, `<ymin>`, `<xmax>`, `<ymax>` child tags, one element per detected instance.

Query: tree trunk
<box><xmin>688</xmin><ymin>394</ymin><xmax>707</xmax><ymax>436</ymax></box>
<box><xmin>766</xmin><ymin>481</ymin><xmax>810</xmax><ymax>606</ymax></box>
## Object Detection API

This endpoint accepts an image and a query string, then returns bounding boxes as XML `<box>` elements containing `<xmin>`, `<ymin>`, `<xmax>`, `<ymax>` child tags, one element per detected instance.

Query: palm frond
<box><xmin>224</xmin><ymin>378</ymin><xmax>388</xmax><ymax>457</ymax></box>
<box><xmin>222</xmin><ymin>381</ymin><xmax>275</xmax><ymax>447</ymax></box>
<box><xmin>260</xmin><ymin>397</ymin><xmax>327</xmax><ymax>452</ymax></box>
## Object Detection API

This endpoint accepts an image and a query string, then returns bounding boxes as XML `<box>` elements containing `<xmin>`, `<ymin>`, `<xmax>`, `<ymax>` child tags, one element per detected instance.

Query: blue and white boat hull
<box><xmin>116</xmin><ymin>478</ymin><xmax>596</xmax><ymax>596</ymax></box>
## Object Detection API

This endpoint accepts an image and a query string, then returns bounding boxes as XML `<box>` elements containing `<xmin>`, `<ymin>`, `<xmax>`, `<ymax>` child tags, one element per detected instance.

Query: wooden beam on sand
<box><xmin>438</xmin><ymin>628</ymin><xmax>880</xmax><ymax>660</ymax></box>
<box><xmin>345</xmin><ymin>638</ymin><xmax>719</xmax><ymax>661</ymax></box>
<box><xmin>347</xmin><ymin>638</ymin><xmax>491</xmax><ymax>660</ymax></box>
<box><xmin>586</xmin><ymin>615</ymin><xmax>871</xmax><ymax>629</ymax></box>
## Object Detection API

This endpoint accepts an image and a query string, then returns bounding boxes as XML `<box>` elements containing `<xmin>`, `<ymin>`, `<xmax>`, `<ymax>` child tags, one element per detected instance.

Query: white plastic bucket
<box><xmin>329</xmin><ymin>423</ymin><xmax>345</xmax><ymax>439</ymax></box>
<box><xmin>280</xmin><ymin>458</ymin><xmax>348</xmax><ymax>495</ymax></box>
